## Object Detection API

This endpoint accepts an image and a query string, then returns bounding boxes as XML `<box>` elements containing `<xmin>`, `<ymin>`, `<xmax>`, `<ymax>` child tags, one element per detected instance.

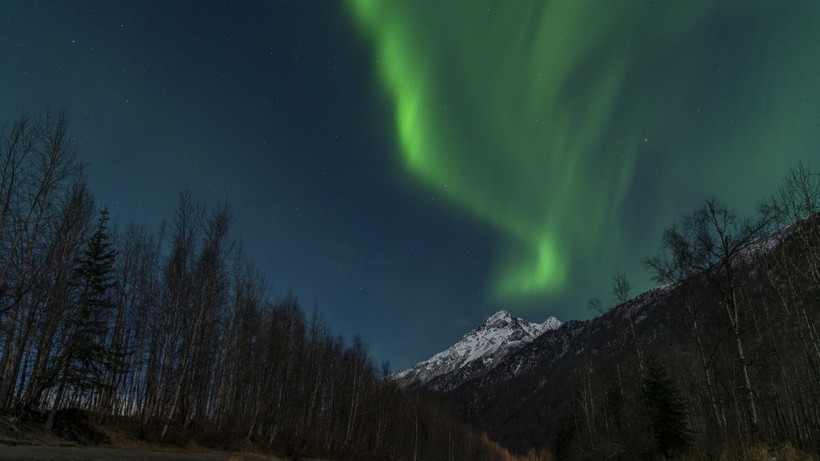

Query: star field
<box><xmin>2</xmin><ymin>1</ymin><xmax>819</xmax><ymax>369</ymax></box>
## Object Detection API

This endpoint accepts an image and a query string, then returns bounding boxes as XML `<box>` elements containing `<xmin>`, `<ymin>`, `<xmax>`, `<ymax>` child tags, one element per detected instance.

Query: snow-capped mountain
<box><xmin>393</xmin><ymin>310</ymin><xmax>561</xmax><ymax>391</ymax></box>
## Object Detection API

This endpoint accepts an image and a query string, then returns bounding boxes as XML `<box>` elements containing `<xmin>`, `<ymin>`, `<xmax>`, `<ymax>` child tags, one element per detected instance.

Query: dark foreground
<box><xmin>0</xmin><ymin>445</ymin><xmax>284</xmax><ymax>461</ymax></box>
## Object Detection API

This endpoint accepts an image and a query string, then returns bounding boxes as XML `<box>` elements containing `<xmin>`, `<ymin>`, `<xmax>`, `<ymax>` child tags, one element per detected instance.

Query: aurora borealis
<box><xmin>347</xmin><ymin>0</ymin><xmax>820</xmax><ymax>307</ymax></box>
<box><xmin>2</xmin><ymin>1</ymin><xmax>819</xmax><ymax>369</ymax></box>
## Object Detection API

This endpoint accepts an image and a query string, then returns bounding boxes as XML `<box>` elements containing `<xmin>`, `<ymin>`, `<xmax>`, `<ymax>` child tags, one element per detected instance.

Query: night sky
<box><xmin>2</xmin><ymin>1</ymin><xmax>819</xmax><ymax>370</ymax></box>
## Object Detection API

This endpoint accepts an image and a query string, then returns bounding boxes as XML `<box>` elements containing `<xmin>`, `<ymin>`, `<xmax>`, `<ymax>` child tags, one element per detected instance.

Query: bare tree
<box><xmin>649</xmin><ymin>199</ymin><xmax>774</xmax><ymax>433</ymax></box>
<box><xmin>0</xmin><ymin>110</ymin><xmax>87</xmax><ymax>408</ymax></box>
<box><xmin>612</xmin><ymin>271</ymin><xmax>644</xmax><ymax>376</ymax></box>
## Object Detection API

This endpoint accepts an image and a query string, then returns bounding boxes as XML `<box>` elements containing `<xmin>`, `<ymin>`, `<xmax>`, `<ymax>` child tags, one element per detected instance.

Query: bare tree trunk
<box><xmin>685</xmin><ymin>301</ymin><xmax>725</xmax><ymax>431</ymax></box>
<box><xmin>412</xmin><ymin>391</ymin><xmax>419</xmax><ymax>461</ymax></box>
<box><xmin>727</xmin><ymin>287</ymin><xmax>758</xmax><ymax>430</ymax></box>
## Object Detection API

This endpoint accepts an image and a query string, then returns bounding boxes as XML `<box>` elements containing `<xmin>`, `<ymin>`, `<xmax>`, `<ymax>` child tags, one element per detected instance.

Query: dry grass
<box><xmin>676</xmin><ymin>442</ymin><xmax>816</xmax><ymax>461</ymax></box>
<box><xmin>0</xmin><ymin>409</ymin><xmax>293</xmax><ymax>461</ymax></box>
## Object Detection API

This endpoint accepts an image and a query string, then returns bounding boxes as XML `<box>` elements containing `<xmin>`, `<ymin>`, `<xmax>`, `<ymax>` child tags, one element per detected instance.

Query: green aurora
<box><xmin>347</xmin><ymin>1</ymin><xmax>820</xmax><ymax>311</ymax></box>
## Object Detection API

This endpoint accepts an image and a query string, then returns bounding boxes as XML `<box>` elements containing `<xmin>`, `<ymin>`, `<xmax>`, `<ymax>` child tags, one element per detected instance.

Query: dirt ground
<box><xmin>0</xmin><ymin>409</ymin><xmax>332</xmax><ymax>461</ymax></box>
<box><xmin>0</xmin><ymin>445</ymin><xmax>285</xmax><ymax>460</ymax></box>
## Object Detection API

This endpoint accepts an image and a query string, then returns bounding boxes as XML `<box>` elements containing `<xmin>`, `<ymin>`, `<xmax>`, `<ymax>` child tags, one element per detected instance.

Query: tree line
<box><xmin>0</xmin><ymin>110</ymin><xmax>526</xmax><ymax>460</ymax></box>
<box><xmin>443</xmin><ymin>164</ymin><xmax>818</xmax><ymax>460</ymax></box>
<box><xmin>557</xmin><ymin>165</ymin><xmax>819</xmax><ymax>459</ymax></box>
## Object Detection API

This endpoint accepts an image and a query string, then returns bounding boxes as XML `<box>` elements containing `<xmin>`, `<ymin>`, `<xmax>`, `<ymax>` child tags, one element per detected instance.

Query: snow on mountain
<box><xmin>393</xmin><ymin>310</ymin><xmax>561</xmax><ymax>391</ymax></box>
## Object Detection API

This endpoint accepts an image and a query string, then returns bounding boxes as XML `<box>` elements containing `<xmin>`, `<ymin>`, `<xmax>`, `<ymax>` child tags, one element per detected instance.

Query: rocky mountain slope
<box><xmin>392</xmin><ymin>310</ymin><xmax>561</xmax><ymax>391</ymax></box>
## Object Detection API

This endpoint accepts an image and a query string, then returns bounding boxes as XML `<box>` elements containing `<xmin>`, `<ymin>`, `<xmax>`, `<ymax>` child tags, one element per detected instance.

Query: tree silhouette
<box><xmin>641</xmin><ymin>354</ymin><xmax>688</xmax><ymax>457</ymax></box>
<box><xmin>68</xmin><ymin>208</ymin><xmax>121</xmax><ymax>390</ymax></box>
<box><xmin>47</xmin><ymin>208</ymin><xmax>121</xmax><ymax>430</ymax></box>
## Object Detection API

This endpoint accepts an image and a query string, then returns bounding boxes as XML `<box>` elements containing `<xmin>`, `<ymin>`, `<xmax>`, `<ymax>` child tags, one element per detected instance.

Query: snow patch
<box><xmin>392</xmin><ymin>310</ymin><xmax>562</xmax><ymax>389</ymax></box>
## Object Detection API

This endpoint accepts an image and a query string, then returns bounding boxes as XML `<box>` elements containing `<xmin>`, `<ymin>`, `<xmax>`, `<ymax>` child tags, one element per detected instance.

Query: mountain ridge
<box><xmin>392</xmin><ymin>310</ymin><xmax>561</xmax><ymax>391</ymax></box>
<box><xmin>440</xmin><ymin>212</ymin><xmax>820</xmax><ymax>456</ymax></box>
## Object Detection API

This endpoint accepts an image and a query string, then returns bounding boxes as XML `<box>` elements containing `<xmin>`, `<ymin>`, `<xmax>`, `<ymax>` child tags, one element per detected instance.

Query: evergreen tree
<box><xmin>641</xmin><ymin>354</ymin><xmax>688</xmax><ymax>458</ymax></box>
<box><xmin>67</xmin><ymin>208</ymin><xmax>121</xmax><ymax>391</ymax></box>
<box><xmin>552</xmin><ymin>416</ymin><xmax>574</xmax><ymax>461</ymax></box>
<box><xmin>48</xmin><ymin>209</ymin><xmax>122</xmax><ymax>426</ymax></box>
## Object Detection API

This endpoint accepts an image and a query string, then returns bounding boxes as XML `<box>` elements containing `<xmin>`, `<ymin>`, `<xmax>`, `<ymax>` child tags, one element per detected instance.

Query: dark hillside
<box><xmin>445</xmin><ymin>211</ymin><xmax>820</xmax><ymax>458</ymax></box>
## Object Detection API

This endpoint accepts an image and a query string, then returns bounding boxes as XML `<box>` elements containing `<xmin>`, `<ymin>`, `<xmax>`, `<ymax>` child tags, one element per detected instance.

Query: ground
<box><xmin>0</xmin><ymin>409</ymin><xmax>327</xmax><ymax>461</ymax></box>
<box><xmin>0</xmin><ymin>445</ymin><xmax>283</xmax><ymax>461</ymax></box>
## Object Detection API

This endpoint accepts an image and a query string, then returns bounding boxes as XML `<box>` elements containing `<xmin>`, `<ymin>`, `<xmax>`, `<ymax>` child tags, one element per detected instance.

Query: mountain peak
<box><xmin>393</xmin><ymin>310</ymin><xmax>562</xmax><ymax>391</ymax></box>
<box><xmin>539</xmin><ymin>316</ymin><xmax>562</xmax><ymax>331</ymax></box>
<box><xmin>486</xmin><ymin>310</ymin><xmax>512</xmax><ymax>325</ymax></box>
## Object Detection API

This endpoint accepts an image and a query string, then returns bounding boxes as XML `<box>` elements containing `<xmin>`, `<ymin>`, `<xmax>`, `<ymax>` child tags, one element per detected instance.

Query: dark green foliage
<box><xmin>605</xmin><ymin>377</ymin><xmax>624</xmax><ymax>433</ymax></box>
<box><xmin>552</xmin><ymin>417</ymin><xmax>574</xmax><ymax>461</ymax></box>
<box><xmin>62</xmin><ymin>208</ymin><xmax>122</xmax><ymax>393</ymax></box>
<box><xmin>641</xmin><ymin>354</ymin><xmax>688</xmax><ymax>457</ymax></box>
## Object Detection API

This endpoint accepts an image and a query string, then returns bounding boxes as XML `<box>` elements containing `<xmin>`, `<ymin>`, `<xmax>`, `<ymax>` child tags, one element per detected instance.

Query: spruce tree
<box><xmin>68</xmin><ymin>208</ymin><xmax>121</xmax><ymax>391</ymax></box>
<box><xmin>641</xmin><ymin>354</ymin><xmax>688</xmax><ymax>457</ymax></box>
<box><xmin>48</xmin><ymin>208</ymin><xmax>121</xmax><ymax>429</ymax></box>
<box><xmin>552</xmin><ymin>416</ymin><xmax>574</xmax><ymax>461</ymax></box>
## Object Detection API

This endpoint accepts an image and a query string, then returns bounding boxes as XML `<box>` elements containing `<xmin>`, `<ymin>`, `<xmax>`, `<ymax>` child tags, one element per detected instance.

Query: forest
<box><xmin>1</xmin><ymin>109</ymin><xmax>817</xmax><ymax>461</ymax></box>
<box><xmin>445</xmin><ymin>167</ymin><xmax>819</xmax><ymax>460</ymax></box>
<box><xmin>0</xmin><ymin>111</ymin><xmax>528</xmax><ymax>460</ymax></box>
